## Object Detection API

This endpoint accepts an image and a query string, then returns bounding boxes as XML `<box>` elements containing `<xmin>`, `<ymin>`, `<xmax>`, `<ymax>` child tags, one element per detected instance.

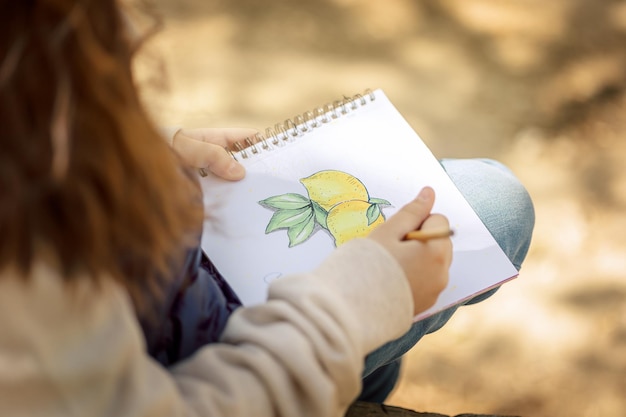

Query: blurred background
<box><xmin>135</xmin><ymin>1</ymin><xmax>626</xmax><ymax>416</ymax></box>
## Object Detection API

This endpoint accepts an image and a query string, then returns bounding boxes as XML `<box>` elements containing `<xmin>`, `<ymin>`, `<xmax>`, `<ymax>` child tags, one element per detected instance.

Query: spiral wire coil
<box><xmin>198</xmin><ymin>89</ymin><xmax>375</xmax><ymax>177</ymax></box>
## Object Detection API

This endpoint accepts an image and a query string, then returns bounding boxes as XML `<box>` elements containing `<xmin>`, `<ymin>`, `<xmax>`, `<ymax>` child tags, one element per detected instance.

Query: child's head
<box><xmin>0</xmin><ymin>0</ymin><xmax>202</xmax><ymax>309</ymax></box>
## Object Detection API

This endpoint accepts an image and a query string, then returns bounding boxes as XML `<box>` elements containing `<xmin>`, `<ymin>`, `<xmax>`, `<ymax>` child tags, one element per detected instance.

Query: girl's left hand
<box><xmin>172</xmin><ymin>127</ymin><xmax>258</xmax><ymax>181</ymax></box>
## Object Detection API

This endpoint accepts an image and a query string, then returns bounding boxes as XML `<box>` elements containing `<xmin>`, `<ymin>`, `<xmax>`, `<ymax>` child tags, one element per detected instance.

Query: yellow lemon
<box><xmin>300</xmin><ymin>170</ymin><xmax>369</xmax><ymax>211</ymax></box>
<box><xmin>326</xmin><ymin>200</ymin><xmax>384</xmax><ymax>246</ymax></box>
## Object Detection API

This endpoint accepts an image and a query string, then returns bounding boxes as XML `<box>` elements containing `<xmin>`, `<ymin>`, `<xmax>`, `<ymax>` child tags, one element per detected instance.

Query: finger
<box><xmin>421</xmin><ymin>214</ymin><xmax>453</xmax><ymax>265</ymax></box>
<box><xmin>178</xmin><ymin>128</ymin><xmax>260</xmax><ymax>148</ymax></box>
<box><xmin>382</xmin><ymin>187</ymin><xmax>436</xmax><ymax>238</ymax></box>
<box><xmin>174</xmin><ymin>134</ymin><xmax>245</xmax><ymax>181</ymax></box>
<box><xmin>419</xmin><ymin>213</ymin><xmax>450</xmax><ymax>231</ymax></box>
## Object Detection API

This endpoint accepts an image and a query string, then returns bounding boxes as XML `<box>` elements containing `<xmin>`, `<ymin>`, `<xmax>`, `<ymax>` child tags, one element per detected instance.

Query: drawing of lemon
<box><xmin>300</xmin><ymin>170</ymin><xmax>369</xmax><ymax>211</ymax></box>
<box><xmin>326</xmin><ymin>199</ymin><xmax>384</xmax><ymax>246</ymax></box>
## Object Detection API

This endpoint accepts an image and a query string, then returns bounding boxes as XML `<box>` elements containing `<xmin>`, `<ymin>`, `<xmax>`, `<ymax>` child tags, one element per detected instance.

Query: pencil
<box><xmin>404</xmin><ymin>228</ymin><xmax>454</xmax><ymax>241</ymax></box>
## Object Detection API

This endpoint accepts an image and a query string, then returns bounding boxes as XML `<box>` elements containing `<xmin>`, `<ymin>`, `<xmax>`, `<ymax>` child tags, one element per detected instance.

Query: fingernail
<box><xmin>227</xmin><ymin>161</ymin><xmax>245</xmax><ymax>179</ymax></box>
<box><xmin>418</xmin><ymin>186</ymin><xmax>433</xmax><ymax>200</ymax></box>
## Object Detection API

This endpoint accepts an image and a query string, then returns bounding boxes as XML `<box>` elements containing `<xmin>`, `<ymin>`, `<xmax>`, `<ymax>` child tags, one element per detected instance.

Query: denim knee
<box><xmin>440</xmin><ymin>158</ymin><xmax>535</xmax><ymax>270</ymax></box>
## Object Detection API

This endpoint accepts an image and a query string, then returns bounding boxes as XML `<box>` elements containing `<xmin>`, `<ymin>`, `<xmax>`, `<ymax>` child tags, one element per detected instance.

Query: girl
<box><xmin>0</xmin><ymin>0</ymin><xmax>534</xmax><ymax>415</ymax></box>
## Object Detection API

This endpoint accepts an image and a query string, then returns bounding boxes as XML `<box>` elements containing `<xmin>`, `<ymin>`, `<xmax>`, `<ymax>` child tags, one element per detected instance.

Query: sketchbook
<box><xmin>199</xmin><ymin>89</ymin><xmax>518</xmax><ymax>320</ymax></box>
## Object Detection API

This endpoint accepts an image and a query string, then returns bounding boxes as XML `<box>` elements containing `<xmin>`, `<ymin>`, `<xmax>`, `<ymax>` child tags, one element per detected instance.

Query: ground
<box><xmin>135</xmin><ymin>1</ymin><xmax>626</xmax><ymax>416</ymax></box>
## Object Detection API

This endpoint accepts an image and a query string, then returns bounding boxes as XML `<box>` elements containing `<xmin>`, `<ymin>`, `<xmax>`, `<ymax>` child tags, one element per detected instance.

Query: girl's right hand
<box><xmin>368</xmin><ymin>187</ymin><xmax>452</xmax><ymax>316</ymax></box>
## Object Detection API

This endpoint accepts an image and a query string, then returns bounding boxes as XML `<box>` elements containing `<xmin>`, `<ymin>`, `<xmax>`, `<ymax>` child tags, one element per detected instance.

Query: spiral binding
<box><xmin>198</xmin><ymin>89</ymin><xmax>376</xmax><ymax>177</ymax></box>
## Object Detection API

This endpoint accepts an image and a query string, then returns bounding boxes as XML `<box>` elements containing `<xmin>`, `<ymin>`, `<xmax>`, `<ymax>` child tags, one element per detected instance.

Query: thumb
<box><xmin>204</xmin><ymin>146</ymin><xmax>246</xmax><ymax>181</ymax></box>
<box><xmin>380</xmin><ymin>187</ymin><xmax>436</xmax><ymax>238</ymax></box>
<box><xmin>174</xmin><ymin>133</ymin><xmax>246</xmax><ymax>181</ymax></box>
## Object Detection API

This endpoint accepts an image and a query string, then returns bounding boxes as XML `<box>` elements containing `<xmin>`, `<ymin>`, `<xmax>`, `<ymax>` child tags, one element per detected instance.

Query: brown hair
<box><xmin>0</xmin><ymin>0</ymin><xmax>203</xmax><ymax>311</ymax></box>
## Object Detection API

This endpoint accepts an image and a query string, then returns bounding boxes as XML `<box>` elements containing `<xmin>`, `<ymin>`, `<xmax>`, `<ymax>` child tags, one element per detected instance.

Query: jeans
<box><xmin>358</xmin><ymin>158</ymin><xmax>536</xmax><ymax>402</ymax></box>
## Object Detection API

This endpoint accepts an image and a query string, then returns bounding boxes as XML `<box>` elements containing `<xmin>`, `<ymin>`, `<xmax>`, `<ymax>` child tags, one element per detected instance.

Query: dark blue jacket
<box><xmin>139</xmin><ymin>246</ymin><xmax>242</xmax><ymax>367</ymax></box>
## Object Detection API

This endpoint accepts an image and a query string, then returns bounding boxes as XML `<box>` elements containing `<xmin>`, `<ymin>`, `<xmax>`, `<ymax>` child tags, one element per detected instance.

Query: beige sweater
<box><xmin>0</xmin><ymin>238</ymin><xmax>413</xmax><ymax>417</ymax></box>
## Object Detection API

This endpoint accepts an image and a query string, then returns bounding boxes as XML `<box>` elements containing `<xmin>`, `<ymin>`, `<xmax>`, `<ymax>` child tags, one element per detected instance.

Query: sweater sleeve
<box><xmin>0</xmin><ymin>238</ymin><xmax>413</xmax><ymax>417</ymax></box>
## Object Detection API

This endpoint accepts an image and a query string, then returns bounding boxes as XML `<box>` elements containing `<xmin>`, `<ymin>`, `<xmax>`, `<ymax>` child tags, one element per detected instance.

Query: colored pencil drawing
<box><xmin>259</xmin><ymin>170</ymin><xmax>391</xmax><ymax>247</ymax></box>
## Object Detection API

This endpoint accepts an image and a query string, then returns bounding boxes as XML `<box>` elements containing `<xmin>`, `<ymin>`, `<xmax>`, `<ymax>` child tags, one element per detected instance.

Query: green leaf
<box><xmin>366</xmin><ymin>203</ymin><xmax>381</xmax><ymax>226</ymax></box>
<box><xmin>368</xmin><ymin>197</ymin><xmax>391</xmax><ymax>206</ymax></box>
<box><xmin>259</xmin><ymin>193</ymin><xmax>311</xmax><ymax>210</ymax></box>
<box><xmin>311</xmin><ymin>200</ymin><xmax>328</xmax><ymax>230</ymax></box>
<box><xmin>287</xmin><ymin>212</ymin><xmax>315</xmax><ymax>247</ymax></box>
<box><xmin>265</xmin><ymin>206</ymin><xmax>313</xmax><ymax>233</ymax></box>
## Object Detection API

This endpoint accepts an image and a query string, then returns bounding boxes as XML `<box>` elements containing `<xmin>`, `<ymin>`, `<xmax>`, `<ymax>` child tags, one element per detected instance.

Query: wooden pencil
<box><xmin>404</xmin><ymin>228</ymin><xmax>454</xmax><ymax>241</ymax></box>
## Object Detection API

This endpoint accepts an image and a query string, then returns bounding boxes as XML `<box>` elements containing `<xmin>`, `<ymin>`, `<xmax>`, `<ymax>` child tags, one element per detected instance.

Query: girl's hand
<box><xmin>368</xmin><ymin>187</ymin><xmax>452</xmax><ymax>316</ymax></box>
<box><xmin>172</xmin><ymin>127</ymin><xmax>258</xmax><ymax>181</ymax></box>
